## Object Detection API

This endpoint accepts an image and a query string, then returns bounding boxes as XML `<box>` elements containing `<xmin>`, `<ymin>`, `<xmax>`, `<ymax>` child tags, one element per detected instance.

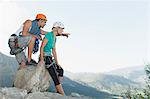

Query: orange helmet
<box><xmin>36</xmin><ymin>14</ymin><xmax>47</xmax><ymax>21</ymax></box>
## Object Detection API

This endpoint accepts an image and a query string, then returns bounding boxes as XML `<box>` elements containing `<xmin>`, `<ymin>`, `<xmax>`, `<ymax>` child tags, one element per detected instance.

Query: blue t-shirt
<box><xmin>44</xmin><ymin>32</ymin><xmax>56</xmax><ymax>55</ymax></box>
<box><xmin>29</xmin><ymin>20</ymin><xmax>41</xmax><ymax>35</ymax></box>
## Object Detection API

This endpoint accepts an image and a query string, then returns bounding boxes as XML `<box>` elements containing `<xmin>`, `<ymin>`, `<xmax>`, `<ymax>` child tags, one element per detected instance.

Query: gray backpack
<box><xmin>8</xmin><ymin>34</ymin><xmax>23</xmax><ymax>55</ymax></box>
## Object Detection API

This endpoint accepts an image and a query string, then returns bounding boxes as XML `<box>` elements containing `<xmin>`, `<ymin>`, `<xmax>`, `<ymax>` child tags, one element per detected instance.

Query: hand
<box><xmin>39</xmin><ymin>60</ymin><xmax>45</xmax><ymax>65</ymax></box>
<box><xmin>62</xmin><ymin>33</ymin><xmax>70</xmax><ymax>38</ymax></box>
<box><xmin>18</xmin><ymin>61</ymin><xmax>26</xmax><ymax>70</ymax></box>
<box><xmin>18</xmin><ymin>65</ymin><xmax>26</xmax><ymax>70</ymax></box>
<box><xmin>36</xmin><ymin>35</ymin><xmax>42</xmax><ymax>40</ymax></box>
<box><xmin>56</xmin><ymin>63</ymin><xmax>62</xmax><ymax>69</ymax></box>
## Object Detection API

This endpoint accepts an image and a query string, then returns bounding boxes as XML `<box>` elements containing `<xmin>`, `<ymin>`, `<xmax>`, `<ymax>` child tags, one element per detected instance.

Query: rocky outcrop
<box><xmin>0</xmin><ymin>87</ymin><xmax>91</xmax><ymax>99</ymax></box>
<box><xmin>0</xmin><ymin>52</ymin><xmax>112</xmax><ymax>98</ymax></box>
<box><xmin>0</xmin><ymin>87</ymin><xmax>27</xmax><ymax>99</ymax></box>
<box><xmin>14</xmin><ymin>63</ymin><xmax>52</xmax><ymax>93</ymax></box>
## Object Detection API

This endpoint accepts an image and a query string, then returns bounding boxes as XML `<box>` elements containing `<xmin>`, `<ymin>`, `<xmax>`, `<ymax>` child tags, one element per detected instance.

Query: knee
<box><xmin>28</xmin><ymin>36</ymin><xmax>36</xmax><ymax>47</ymax></box>
<box><xmin>31</xmin><ymin>36</ymin><xmax>36</xmax><ymax>42</ymax></box>
<box><xmin>58</xmin><ymin>68</ymin><xmax>64</xmax><ymax>77</ymax></box>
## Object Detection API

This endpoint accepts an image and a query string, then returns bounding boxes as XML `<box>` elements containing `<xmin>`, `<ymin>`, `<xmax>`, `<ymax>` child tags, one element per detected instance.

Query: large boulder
<box><xmin>24</xmin><ymin>92</ymin><xmax>82</xmax><ymax>99</ymax></box>
<box><xmin>0</xmin><ymin>87</ymin><xmax>27</xmax><ymax>99</ymax></box>
<box><xmin>0</xmin><ymin>87</ymin><xmax>90</xmax><ymax>99</ymax></box>
<box><xmin>14</xmin><ymin>63</ymin><xmax>52</xmax><ymax>93</ymax></box>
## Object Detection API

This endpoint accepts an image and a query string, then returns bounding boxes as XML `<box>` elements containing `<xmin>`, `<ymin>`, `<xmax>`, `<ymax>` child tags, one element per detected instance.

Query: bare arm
<box><xmin>40</xmin><ymin>38</ymin><xmax>48</xmax><ymax>61</ymax></box>
<box><xmin>56</xmin><ymin>33</ymin><xmax>70</xmax><ymax>38</ymax></box>
<box><xmin>41</xmin><ymin>29</ymin><xmax>48</xmax><ymax>35</ymax></box>
<box><xmin>22</xmin><ymin>20</ymin><xmax>32</xmax><ymax>36</ymax></box>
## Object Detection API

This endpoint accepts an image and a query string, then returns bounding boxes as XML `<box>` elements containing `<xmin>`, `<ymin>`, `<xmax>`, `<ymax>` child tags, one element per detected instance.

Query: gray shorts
<box><xmin>18</xmin><ymin>36</ymin><xmax>32</xmax><ymax>48</ymax></box>
<box><xmin>15</xmin><ymin>36</ymin><xmax>32</xmax><ymax>64</ymax></box>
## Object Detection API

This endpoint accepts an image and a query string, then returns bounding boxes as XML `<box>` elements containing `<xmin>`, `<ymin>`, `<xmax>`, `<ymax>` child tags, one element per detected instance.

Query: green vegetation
<box><xmin>122</xmin><ymin>64</ymin><xmax>150</xmax><ymax>99</ymax></box>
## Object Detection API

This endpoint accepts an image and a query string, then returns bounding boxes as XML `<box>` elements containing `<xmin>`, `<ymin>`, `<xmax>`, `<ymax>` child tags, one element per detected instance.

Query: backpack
<box><xmin>33</xmin><ymin>38</ymin><xmax>39</xmax><ymax>54</ymax></box>
<box><xmin>8</xmin><ymin>34</ymin><xmax>23</xmax><ymax>55</ymax></box>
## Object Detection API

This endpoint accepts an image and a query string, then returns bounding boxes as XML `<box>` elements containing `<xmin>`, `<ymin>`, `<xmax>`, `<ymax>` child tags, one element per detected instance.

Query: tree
<box><xmin>144</xmin><ymin>64</ymin><xmax>150</xmax><ymax>98</ymax></box>
<box><xmin>122</xmin><ymin>64</ymin><xmax>150</xmax><ymax>99</ymax></box>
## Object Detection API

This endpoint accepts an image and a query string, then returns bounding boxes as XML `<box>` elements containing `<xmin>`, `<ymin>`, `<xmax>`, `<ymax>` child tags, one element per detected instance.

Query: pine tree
<box><xmin>144</xmin><ymin>64</ymin><xmax>150</xmax><ymax>98</ymax></box>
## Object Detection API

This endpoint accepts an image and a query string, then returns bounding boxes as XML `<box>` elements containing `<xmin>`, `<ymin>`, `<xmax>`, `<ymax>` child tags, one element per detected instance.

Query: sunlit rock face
<box><xmin>14</xmin><ymin>63</ymin><xmax>52</xmax><ymax>93</ymax></box>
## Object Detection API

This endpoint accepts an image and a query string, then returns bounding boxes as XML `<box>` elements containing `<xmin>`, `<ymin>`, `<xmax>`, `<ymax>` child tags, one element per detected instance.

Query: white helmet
<box><xmin>53</xmin><ymin>22</ymin><xmax>65</xmax><ymax>29</ymax></box>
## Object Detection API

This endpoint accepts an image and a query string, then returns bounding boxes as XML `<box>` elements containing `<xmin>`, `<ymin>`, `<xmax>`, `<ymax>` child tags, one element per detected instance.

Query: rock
<box><xmin>71</xmin><ymin>92</ymin><xmax>81</xmax><ymax>98</ymax></box>
<box><xmin>0</xmin><ymin>90</ymin><xmax>4</xmax><ymax>99</ymax></box>
<box><xmin>25</xmin><ymin>92</ymin><xmax>84</xmax><ymax>99</ymax></box>
<box><xmin>0</xmin><ymin>87</ymin><xmax>90</xmax><ymax>99</ymax></box>
<box><xmin>24</xmin><ymin>92</ymin><xmax>47</xmax><ymax>99</ymax></box>
<box><xmin>0</xmin><ymin>87</ymin><xmax>27</xmax><ymax>99</ymax></box>
<box><xmin>14</xmin><ymin>63</ymin><xmax>52</xmax><ymax>93</ymax></box>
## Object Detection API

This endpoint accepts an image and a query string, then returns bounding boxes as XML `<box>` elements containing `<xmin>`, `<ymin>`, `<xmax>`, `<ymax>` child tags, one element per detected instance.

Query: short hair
<box><xmin>35</xmin><ymin>19</ymin><xmax>46</xmax><ymax>22</ymax></box>
<box><xmin>35</xmin><ymin>19</ymin><xmax>40</xmax><ymax>21</ymax></box>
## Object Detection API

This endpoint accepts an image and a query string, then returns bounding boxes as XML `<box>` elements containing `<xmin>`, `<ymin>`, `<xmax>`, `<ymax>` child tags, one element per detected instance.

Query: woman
<box><xmin>39</xmin><ymin>22</ymin><xmax>67</xmax><ymax>95</ymax></box>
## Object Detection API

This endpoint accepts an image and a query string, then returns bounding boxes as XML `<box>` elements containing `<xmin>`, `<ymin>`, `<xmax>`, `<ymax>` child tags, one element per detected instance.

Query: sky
<box><xmin>0</xmin><ymin>0</ymin><xmax>149</xmax><ymax>73</ymax></box>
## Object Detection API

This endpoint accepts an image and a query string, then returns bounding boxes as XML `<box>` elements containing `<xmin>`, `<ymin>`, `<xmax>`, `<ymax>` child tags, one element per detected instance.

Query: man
<box><xmin>12</xmin><ymin>14</ymin><xmax>69</xmax><ymax>69</ymax></box>
<box><xmin>39</xmin><ymin>22</ymin><xmax>67</xmax><ymax>95</ymax></box>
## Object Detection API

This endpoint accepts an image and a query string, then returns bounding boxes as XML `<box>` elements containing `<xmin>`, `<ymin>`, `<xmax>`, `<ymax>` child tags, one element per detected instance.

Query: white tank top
<box><xmin>14</xmin><ymin>24</ymin><xmax>31</xmax><ymax>36</ymax></box>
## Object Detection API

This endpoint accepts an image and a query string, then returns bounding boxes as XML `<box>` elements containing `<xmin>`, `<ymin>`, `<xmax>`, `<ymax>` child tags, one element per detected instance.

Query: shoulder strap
<box><xmin>14</xmin><ymin>24</ymin><xmax>23</xmax><ymax>36</ymax></box>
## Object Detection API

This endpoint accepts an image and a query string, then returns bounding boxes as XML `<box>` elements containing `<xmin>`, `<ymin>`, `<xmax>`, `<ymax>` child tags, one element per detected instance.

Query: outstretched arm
<box><xmin>41</xmin><ymin>29</ymin><xmax>48</xmax><ymax>35</ymax></box>
<box><xmin>56</xmin><ymin>33</ymin><xmax>71</xmax><ymax>38</ymax></box>
<box><xmin>41</xmin><ymin>29</ymin><xmax>70</xmax><ymax>38</ymax></box>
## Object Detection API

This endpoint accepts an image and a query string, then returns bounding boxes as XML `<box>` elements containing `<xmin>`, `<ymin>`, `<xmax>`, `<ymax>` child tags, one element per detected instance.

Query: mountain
<box><xmin>107</xmin><ymin>66</ymin><xmax>146</xmax><ymax>85</ymax></box>
<box><xmin>0</xmin><ymin>52</ymin><xmax>18</xmax><ymax>66</ymax></box>
<box><xmin>0</xmin><ymin>52</ymin><xmax>18</xmax><ymax>87</ymax></box>
<box><xmin>0</xmin><ymin>52</ymin><xmax>112</xmax><ymax>99</ymax></box>
<box><xmin>1</xmin><ymin>52</ymin><xmax>145</xmax><ymax>97</ymax></box>
<box><xmin>49</xmin><ymin>77</ymin><xmax>112</xmax><ymax>98</ymax></box>
<box><xmin>65</xmin><ymin>71</ymin><xmax>142</xmax><ymax>95</ymax></box>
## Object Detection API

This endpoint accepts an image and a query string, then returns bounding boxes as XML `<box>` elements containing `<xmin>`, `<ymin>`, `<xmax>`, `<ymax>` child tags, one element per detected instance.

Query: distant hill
<box><xmin>107</xmin><ymin>66</ymin><xmax>146</xmax><ymax>85</ymax></box>
<box><xmin>49</xmin><ymin>77</ymin><xmax>112</xmax><ymax>98</ymax></box>
<box><xmin>65</xmin><ymin>71</ymin><xmax>143</xmax><ymax>95</ymax></box>
<box><xmin>0</xmin><ymin>52</ymin><xmax>18</xmax><ymax>87</ymax></box>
